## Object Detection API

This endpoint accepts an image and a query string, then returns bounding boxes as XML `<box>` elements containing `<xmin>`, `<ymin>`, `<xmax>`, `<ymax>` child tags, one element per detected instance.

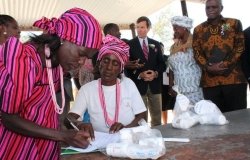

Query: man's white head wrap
<box><xmin>171</xmin><ymin>16</ymin><xmax>193</xmax><ymax>30</ymax></box>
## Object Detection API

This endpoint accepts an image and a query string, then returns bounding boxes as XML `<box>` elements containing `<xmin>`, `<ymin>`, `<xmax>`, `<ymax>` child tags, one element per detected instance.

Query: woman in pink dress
<box><xmin>0</xmin><ymin>8</ymin><xmax>102</xmax><ymax>160</ymax></box>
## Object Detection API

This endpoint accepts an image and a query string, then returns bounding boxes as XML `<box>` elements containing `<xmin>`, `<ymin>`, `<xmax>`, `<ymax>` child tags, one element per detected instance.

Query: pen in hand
<box><xmin>67</xmin><ymin>117</ymin><xmax>93</xmax><ymax>146</ymax></box>
<box><xmin>67</xmin><ymin>117</ymin><xmax>80</xmax><ymax>131</ymax></box>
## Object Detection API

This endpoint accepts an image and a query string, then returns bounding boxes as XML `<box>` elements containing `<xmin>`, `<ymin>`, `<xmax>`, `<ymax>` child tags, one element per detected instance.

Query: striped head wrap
<box><xmin>33</xmin><ymin>8</ymin><xmax>102</xmax><ymax>49</ymax></box>
<box><xmin>98</xmin><ymin>35</ymin><xmax>130</xmax><ymax>72</ymax></box>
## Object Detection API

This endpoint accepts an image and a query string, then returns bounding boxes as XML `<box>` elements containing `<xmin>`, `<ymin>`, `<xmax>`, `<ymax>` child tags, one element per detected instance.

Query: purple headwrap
<box><xmin>33</xmin><ymin>8</ymin><xmax>102</xmax><ymax>49</ymax></box>
<box><xmin>98</xmin><ymin>35</ymin><xmax>130</xmax><ymax>72</ymax></box>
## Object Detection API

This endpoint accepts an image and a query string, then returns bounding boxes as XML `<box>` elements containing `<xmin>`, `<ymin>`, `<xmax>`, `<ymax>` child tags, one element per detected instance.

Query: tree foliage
<box><xmin>151</xmin><ymin>2</ymin><xmax>182</xmax><ymax>54</ymax></box>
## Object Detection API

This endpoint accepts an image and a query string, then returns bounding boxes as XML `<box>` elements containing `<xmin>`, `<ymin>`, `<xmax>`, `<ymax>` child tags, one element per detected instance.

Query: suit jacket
<box><xmin>127</xmin><ymin>37</ymin><xmax>166</xmax><ymax>95</ymax></box>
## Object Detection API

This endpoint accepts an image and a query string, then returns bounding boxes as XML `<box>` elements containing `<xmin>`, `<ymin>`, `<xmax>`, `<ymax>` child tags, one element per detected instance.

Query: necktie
<box><xmin>142</xmin><ymin>39</ymin><xmax>148</xmax><ymax>60</ymax></box>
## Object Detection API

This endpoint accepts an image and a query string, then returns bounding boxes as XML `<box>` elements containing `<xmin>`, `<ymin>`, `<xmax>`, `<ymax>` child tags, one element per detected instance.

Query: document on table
<box><xmin>61</xmin><ymin>131</ymin><xmax>120</xmax><ymax>155</ymax></box>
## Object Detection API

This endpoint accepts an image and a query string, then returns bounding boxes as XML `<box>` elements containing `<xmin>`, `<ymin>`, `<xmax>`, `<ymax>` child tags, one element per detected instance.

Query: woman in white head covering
<box><xmin>168</xmin><ymin>16</ymin><xmax>204</xmax><ymax>105</ymax></box>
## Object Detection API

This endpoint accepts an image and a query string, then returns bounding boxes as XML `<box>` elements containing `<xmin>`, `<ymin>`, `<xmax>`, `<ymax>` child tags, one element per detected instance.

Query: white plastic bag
<box><xmin>172</xmin><ymin>110</ymin><xmax>199</xmax><ymax>129</ymax></box>
<box><xmin>172</xmin><ymin>91</ymin><xmax>199</xmax><ymax>129</ymax></box>
<box><xmin>199</xmin><ymin>113</ymin><xmax>228</xmax><ymax>125</ymax></box>
<box><xmin>106</xmin><ymin>121</ymin><xmax>166</xmax><ymax>159</ymax></box>
<box><xmin>173</xmin><ymin>93</ymin><xmax>191</xmax><ymax>115</ymax></box>
<box><xmin>107</xmin><ymin>139</ymin><xmax>166</xmax><ymax>160</ymax></box>
<box><xmin>194</xmin><ymin>100</ymin><xmax>228</xmax><ymax>125</ymax></box>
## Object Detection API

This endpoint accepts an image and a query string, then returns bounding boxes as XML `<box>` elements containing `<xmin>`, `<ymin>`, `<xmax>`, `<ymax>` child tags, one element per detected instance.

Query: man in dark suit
<box><xmin>126</xmin><ymin>16</ymin><xmax>166</xmax><ymax>126</ymax></box>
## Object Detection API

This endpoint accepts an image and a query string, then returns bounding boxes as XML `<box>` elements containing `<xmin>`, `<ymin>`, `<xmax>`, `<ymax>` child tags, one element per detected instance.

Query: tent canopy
<box><xmin>0</xmin><ymin>0</ymin><xmax>204</xmax><ymax>30</ymax></box>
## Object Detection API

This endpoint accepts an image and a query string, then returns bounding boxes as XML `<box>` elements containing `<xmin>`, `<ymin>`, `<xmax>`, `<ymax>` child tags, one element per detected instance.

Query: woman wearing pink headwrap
<box><xmin>0</xmin><ymin>8</ymin><xmax>102</xmax><ymax>159</ymax></box>
<box><xmin>67</xmin><ymin>35</ymin><xmax>147</xmax><ymax>135</ymax></box>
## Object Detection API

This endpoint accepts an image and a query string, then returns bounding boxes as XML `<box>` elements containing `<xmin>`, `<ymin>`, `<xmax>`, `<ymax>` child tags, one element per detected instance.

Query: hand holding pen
<box><xmin>60</xmin><ymin>118</ymin><xmax>93</xmax><ymax>148</ymax></box>
<box><xmin>66</xmin><ymin>117</ymin><xmax>95</xmax><ymax>140</ymax></box>
<box><xmin>67</xmin><ymin>117</ymin><xmax>80</xmax><ymax>131</ymax></box>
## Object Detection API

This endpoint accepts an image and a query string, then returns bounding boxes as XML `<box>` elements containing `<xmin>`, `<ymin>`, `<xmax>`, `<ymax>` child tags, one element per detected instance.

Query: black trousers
<box><xmin>203</xmin><ymin>83</ymin><xmax>247</xmax><ymax>113</ymax></box>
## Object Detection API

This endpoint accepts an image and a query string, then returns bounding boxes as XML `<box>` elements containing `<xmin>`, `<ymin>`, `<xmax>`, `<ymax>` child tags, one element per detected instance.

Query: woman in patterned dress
<box><xmin>168</xmin><ymin>16</ymin><xmax>203</xmax><ymax>105</ymax></box>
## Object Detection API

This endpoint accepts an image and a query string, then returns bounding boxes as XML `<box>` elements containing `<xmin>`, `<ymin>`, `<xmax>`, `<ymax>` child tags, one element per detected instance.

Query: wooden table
<box><xmin>61</xmin><ymin>109</ymin><xmax>250</xmax><ymax>160</ymax></box>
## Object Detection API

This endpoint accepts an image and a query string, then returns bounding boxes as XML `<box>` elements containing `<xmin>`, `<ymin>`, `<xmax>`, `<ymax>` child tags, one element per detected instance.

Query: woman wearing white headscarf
<box><xmin>168</xmin><ymin>16</ymin><xmax>203</xmax><ymax>104</ymax></box>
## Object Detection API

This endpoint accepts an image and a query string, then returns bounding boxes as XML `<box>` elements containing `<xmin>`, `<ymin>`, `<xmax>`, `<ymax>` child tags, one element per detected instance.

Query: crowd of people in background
<box><xmin>1</xmin><ymin>0</ymin><xmax>250</xmax><ymax>159</ymax></box>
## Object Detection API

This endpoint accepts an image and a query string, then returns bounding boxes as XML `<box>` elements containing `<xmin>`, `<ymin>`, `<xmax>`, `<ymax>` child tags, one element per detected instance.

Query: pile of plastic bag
<box><xmin>106</xmin><ymin>120</ymin><xmax>166</xmax><ymax>159</ymax></box>
<box><xmin>172</xmin><ymin>86</ymin><xmax>229</xmax><ymax>129</ymax></box>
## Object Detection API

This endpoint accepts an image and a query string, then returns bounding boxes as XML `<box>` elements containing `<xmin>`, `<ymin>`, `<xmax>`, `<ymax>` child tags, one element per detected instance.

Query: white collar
<box><xmin>138</xmin><ymin>37</ymin><xmax>148</xmax><ymax>46</ymax></box>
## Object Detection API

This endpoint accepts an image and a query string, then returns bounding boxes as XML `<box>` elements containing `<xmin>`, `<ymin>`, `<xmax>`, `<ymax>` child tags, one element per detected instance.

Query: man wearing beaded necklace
<box><xmin>66</xmin><ymin>35</ymin><xmax>147</xmax><ymax>136</ymax></box>
<box><xmin>193</xmin><ymin>0</ymin><xmax>247</xmax><ymax>112</ymax></box>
